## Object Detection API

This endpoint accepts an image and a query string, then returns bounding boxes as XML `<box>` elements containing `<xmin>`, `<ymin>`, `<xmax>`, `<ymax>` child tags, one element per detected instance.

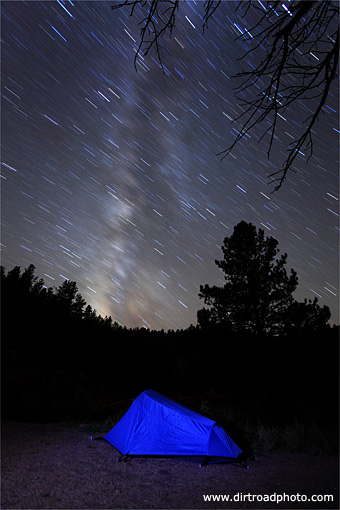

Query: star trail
<box><xmin>2</xmin><ymin>1</ymin><xmax>339</xmax><ymax>330</ymax></box>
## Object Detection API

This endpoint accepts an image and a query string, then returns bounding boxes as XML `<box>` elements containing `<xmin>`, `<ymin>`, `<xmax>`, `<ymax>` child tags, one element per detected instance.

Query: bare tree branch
<box><xmin>111</xmin><ymin>0</ymin><xmax>339</xmax><ymax>191</ymax></box>
<box><xmin>218</xmin><ymin>0</ymin><xmax>339</xmax><ymax>190</ymax></box>
<box><xmin>202</xmin><ymin>0</ymin><xmax>221</xmax><ymax>34</ymax></box>
<box><xmin>111</xmin><ymin>0</ymin><xmax>179</xmax><ymax>72</ymax></box>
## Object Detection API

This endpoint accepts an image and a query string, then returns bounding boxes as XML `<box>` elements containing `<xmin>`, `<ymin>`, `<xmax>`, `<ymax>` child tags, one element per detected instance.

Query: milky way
<box><xmin>2</xmin><ymin>1</ymin><xmax>339</xmax><ymax>330</ymax></box>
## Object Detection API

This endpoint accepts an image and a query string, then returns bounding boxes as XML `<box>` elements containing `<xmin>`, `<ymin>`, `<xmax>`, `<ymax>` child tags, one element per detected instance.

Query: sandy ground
<box><xmin>1</xmin><ymin>422</ymin><xmax>338</xmax><ymax>509</ymax></box>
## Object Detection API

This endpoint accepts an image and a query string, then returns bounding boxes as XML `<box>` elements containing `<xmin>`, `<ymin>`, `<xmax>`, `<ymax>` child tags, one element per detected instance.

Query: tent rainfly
<box><xmin>102</xmin><ymin>389</ymin><xmax>244</xmax><ymax>467</ymax></box>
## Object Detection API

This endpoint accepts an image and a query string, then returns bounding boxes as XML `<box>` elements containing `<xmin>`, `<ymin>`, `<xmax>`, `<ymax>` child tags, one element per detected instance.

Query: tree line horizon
<box><xmin>1</xmin><ymin>220</ymin><xmax>334</xmax><ymax>334</ymax></box>
<box><xmin>2</xmin><ymin>221</ymin><xmax>338</xmax><ymax>423</ymax></box>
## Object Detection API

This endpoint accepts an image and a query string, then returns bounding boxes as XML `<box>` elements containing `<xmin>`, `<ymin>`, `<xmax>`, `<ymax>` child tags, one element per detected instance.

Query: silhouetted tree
<box><xmin>55</xmin><ymin>279</ymin><xmax>86</xmax><ymax>319</ymax></box>
<box><xmin>198</xmin><ymin>221</ymin><xmax>298</xmax><ymax>336</ymax></box>
<box><xmin>111</xmin><ymin>0</ymin><xmax>339</xmax><ymax>189</ymax></box>
<box><xmin>283</xmin><ymin>297</ymin><xmax>331</xmax><ymax>336</ymax></box>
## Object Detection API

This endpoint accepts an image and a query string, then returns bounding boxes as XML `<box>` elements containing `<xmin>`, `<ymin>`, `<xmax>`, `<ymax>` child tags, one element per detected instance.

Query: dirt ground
<box><xmin>1</xmin><ymin>422</ymin><xmax>338</xmax><ymax>509</ymax></box>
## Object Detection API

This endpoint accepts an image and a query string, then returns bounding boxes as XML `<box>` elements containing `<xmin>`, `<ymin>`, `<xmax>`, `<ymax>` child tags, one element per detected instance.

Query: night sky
<box><xmin>2</xmin><ymin>1</ymin><xmax>339</xmax><ymax>330</ymax></box>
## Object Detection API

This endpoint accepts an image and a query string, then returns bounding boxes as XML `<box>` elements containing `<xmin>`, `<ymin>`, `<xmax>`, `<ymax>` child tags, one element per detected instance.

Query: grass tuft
<box><xmin>241</xmin><ymin>420</ymin><xmax>338</xmax><ymax>455</ymax></box>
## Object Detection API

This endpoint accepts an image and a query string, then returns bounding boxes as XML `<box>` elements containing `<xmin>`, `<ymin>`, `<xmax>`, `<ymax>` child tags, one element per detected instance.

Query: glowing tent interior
<box><xmin>101</xmin><ymin>389</ymin><xmax>243</xmax><ymax>466</ymax></box>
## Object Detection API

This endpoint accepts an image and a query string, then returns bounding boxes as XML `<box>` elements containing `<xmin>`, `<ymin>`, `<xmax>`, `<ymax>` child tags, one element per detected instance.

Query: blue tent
<box><xmin>103</xmin><ymin>390</ymin><xmax>243</xmax><ymax>465</ymax></box>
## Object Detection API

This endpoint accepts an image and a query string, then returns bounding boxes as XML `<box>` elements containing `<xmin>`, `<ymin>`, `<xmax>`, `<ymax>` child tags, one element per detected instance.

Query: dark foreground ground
<box><xmin>1</xmin><ymin>422</ymin><xmax>339</xmax><ymax>509</ymax></box>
